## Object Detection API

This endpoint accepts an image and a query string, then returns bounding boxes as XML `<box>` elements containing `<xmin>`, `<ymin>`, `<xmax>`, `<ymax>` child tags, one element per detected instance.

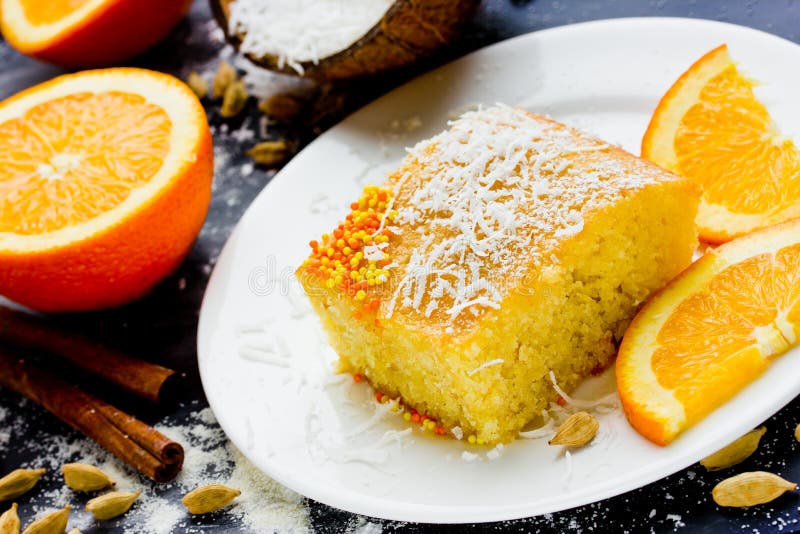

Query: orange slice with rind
<box><xmin>0</xmin><ymin>68</ymin><xmax>213</xmax><ymax>311</ymax></box>
<box><xmin>0</xmin><ymin>0</ymin><xmax>192</xmax><ymax>67</ymax></box>
<box><xmin>617</xmin><ymin>217</ymin><xmax>800</xmax><ymax>445</ymax></box>
<box><xmin>642</xmin><ymin>44</ymin><xmax>800</xmax><ymax>244</ymax></box>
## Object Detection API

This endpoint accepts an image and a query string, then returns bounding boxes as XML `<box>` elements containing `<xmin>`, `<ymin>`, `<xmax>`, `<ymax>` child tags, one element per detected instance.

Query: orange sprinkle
<box><xmin>557</xmin><ymin>396</ymin><xmax>567</xmax><ymax>407</ymax></box>
<box><xmin>353</xmin><ymin>374</ymin><xmax>363</xmax><ymax>383</ymax></box>
<box><xmin>304</xmin><ymin>185</ymin><xmax>394</xmax><ymax>317</ymax></box>
<box><xmin>364</xmin><ymin>383</ymin><xmax>456</xmax><ymax>440</ymax></box>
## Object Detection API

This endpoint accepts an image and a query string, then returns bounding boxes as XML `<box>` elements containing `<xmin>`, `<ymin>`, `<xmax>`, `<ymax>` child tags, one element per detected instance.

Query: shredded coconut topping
<box><xmin>382</xmin><ymin>105</ymin><xmax>665</xmax><ymax>323</ymax></box>
<box><xmin>548</xmin><ymin>370</ymin><xmax>619</xmax><ymax>410</ymax></box>
<box><xmin>229</xmin><ymin>0</ymin><xmax>393</xmax><ymax>74</ymax></box>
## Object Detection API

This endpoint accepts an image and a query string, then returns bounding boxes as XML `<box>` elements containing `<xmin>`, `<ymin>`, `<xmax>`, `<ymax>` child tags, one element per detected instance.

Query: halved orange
<box><xmin>0</xmin><ymin>68</ymin><xmax>212</xmax><ymax>311</ymax></box>
<box><xmin>642</xmin><ymin>44</ymin><xmax>800</xmax><ymax>244</ymax></box>
<box><xmin>0</xmin><ymin>0</ymin><xmax>192</xmax><ymax>67</ymax></box>
<box><xmin>617</xmin><ymin>217</ymin><xmax>800</xmax><ymax>445</ymax></box>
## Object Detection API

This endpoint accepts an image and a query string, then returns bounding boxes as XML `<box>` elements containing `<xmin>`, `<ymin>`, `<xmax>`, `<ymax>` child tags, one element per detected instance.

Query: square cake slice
<box><xmin>298</xmin><ymin>105</ymin><xmax>700</xmax><ymax>444</ymax></box>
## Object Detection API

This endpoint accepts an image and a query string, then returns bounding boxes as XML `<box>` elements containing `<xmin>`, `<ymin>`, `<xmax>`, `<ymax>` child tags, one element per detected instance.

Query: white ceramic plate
<box><xmin>197</xmin><ymin>18</ymin><xmax>800</xmax><ymax>523</ymax></box>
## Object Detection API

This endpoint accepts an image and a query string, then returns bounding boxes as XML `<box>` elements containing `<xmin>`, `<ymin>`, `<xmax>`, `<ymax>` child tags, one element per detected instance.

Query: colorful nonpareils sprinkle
<box><xmin>359</xmin><ymin>377</ymin><xmax>452</xmax><ymax>438</ymax></box>
<box><xmin>303</xmin><ymin>186</ymin><xmax>395</xmax><ymax>315</ymax></box>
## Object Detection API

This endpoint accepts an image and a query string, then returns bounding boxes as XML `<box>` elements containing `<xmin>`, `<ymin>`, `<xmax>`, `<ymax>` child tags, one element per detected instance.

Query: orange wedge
<box><xmin>617</xmin><ymin>217</ymin><xmax>800</xmax><ymax>445</ymax></box>
<box><xmin>642</xmin><ymin>44</ymin><xmax>800</xmax><ymax>244</ymax></box>
<box><xmin>0</xmin><ymin>68</ymin><xmax>212</xmax><ymax>311</ymax></box>
<box><xmin>0</xmin><ymin>0</ymin><xmax>192</xmax><ymax>67</ymax></box>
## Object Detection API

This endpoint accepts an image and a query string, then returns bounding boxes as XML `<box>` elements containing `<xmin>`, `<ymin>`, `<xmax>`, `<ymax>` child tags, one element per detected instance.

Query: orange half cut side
<box><xmin>0</xmin><ymin>68</ymin><xmax>213</xmax><ymax>311</ymax></box>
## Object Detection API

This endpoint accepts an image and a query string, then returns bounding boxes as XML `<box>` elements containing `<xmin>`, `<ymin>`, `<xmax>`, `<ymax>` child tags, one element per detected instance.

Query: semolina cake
<box><xmin>297</xmin><ymin>105</ymin><xmax>700</xmax><ymax>445</ymax></box>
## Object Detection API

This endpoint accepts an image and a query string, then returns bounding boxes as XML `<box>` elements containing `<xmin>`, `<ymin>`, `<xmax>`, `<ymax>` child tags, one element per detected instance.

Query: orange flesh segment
<box><xmin>18</xmin><ymin>0</ymin><xmax>90</xmax><ymax>25</ymax></box>
<box><xmin>0</xmin><ymin>91</ymin><xmax>171</xmax><ymax>234</ymax></box>
<box><xmin>652</xmin><ymin>243</ymin><xmax>800</xmax><ymax>427</ymax></box>
<box><xmin>675</xmin><ymin>66</ymin><xmax>800</xmax><ymax>215</ymax></box>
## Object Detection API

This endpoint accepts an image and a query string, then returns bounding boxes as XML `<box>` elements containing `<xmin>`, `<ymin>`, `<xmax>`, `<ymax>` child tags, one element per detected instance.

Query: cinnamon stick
<box><xmin>93</xmin><ymin>402</ymin><xmax>183</xmax><ymax>468</ymax></box>
<box><xmin>0</xmin><ymin>306</ymin><xmax>176</xmax><ymax>403</ymax></box>
<box><xmin>0</xmin><ymin>348</ymin><xmax>183</xmax><ymax>482</ymax></box>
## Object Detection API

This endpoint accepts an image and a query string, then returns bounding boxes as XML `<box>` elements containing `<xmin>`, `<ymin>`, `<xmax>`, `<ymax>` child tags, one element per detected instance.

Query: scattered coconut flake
<box><xmin>519</xmin><ymin>412</ymin><xmax>556</xmax><ymax>440</ymax></box>
<box><xmin>486</xmin><ymin>443</ymin><xmax>504</xmax><ymax>460</ymax></box>
<box><xmin>548</xmin><ymin>370</ymin><xmax>618</xmax><ymax>410</ymax></box>
<box><xmin>241</xmin><ymin>161</ymin><xmax>255</xmax><ymax>177</ymax></box>
<box><xmin>666</xmin><ymin>513</ymin><xmax>685</xmax><ymax>528</ymax></box>
<box><xmin>345</xmin><ymin>399</ymin><xmax>397</xmax><ymax>438</ymax></box>
<box><xmin>239</xmin><ymin>345</ymin><xmax>292</xmax><ymax>367</ymax></box>
<box><xmin>467</xmin><ymin>358</ymin><xmax>504</xmax><ymax>377</ymax></box>
<box><xmin>563</xmin><ymin>450</ymin><xmax>573</xmax><ymax>483</ymax></box>
<box><xmin>461</xmin><ymin>451</ymin><xmax>480</xmax><ymax>462</ymax></box>
<box><xmin>326</xmin><ymin>429</ymin><xmax>412</xmax><ymax>467</ymax></box>
<box><xmin>230</xmin><ymin>117</ymin><xmax>256</xmax><ymax>142</ymax></box>
<box><xmin>451</xmin><ymin>426</ymin><xmax>464</xmax><ymax>440</ymax></box>
<box><xmin>518</xmin><ymin>427</ymin><xmax>553</xmax><ymax>440</ymax></box>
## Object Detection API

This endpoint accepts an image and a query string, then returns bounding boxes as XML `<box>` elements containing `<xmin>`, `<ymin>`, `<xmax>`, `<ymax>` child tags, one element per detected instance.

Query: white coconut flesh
<box><xmin>228</xmin><ymin>0</ymin><xmax>396</xmax><ymax>74</ymax></box>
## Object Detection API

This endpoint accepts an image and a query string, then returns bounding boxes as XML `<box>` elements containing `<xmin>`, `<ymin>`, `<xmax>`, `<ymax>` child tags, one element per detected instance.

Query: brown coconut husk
<box><xmin>211</xmin><ymin>0</ymin><xmax>480</xmax><ymax>81</ymax></box>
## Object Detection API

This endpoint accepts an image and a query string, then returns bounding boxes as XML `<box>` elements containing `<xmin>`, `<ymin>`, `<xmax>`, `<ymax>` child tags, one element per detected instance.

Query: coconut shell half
<box><xmin>211</xmin><ymin>0</ymin><xmax>480</xmax><ymax>81</ymax></box>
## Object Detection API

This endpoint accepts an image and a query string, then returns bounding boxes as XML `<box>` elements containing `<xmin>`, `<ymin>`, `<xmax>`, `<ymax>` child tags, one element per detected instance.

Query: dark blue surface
<box><xmin>1</xmin><ymin>1</ymin><xmax>800</xmax><ymax>532</ymax></box>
